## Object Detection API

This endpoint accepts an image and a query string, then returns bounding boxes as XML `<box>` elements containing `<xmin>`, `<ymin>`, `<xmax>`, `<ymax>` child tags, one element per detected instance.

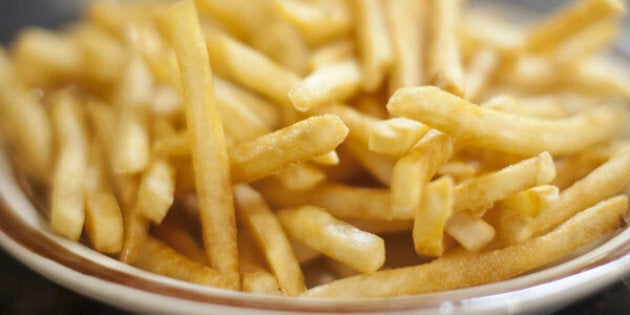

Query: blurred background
<box><xmin>0</xmin><ymin>0</ymin><xmax>629</xmax><ymax>314</ymax></box>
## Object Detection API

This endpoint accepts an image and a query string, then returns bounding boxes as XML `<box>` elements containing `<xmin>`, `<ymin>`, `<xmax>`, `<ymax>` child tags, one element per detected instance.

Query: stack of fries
<box><xmin>0</xmin><ymin>0</ymin><xmax>629</xmax><ymax>298</ymax></box>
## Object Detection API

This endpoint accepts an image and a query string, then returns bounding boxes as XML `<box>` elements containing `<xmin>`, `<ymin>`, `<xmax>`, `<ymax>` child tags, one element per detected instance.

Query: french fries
<box><xmin>163</xmin><ymin>0</ymin><xmax>238</xmax><ymax>285</ymax></box>
<box><xmin>1</xmin><ymin>0</ymin><xmax>629</xmax><ymax>301</ymax></box>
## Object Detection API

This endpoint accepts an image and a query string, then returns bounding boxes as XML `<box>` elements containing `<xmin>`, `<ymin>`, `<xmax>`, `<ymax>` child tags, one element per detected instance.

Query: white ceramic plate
<box><xmin>1</xmin><ymin>1</ymin><xmax>630</xmax><ymax>314</ymax></box>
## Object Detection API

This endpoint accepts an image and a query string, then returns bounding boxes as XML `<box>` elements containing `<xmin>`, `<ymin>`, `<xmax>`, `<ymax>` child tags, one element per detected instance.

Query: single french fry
<box><xmin>445</xmin><ymin>210</ymin><xmax>496</xmax><ymax>252</ymax></box>
<box><xmin>11</xmin><ymin>27</ymin><xmax>82</xmax><ymax>87</ymax></box>
<box><xmin>368</xmin><ymin>117</ymin><xmax>430</xmax><ymax>157</ymax></box>
<box><xmin>255</xmin><ymin>181</ymin><xmax>395</xmax><ymax>220</ymax></box>
<box><xmin>567</xmin><ymin>56</ymin><xmax>630</xmax><ymax>100</ymax></box>
<box><xmin>309</xmin><ymin>150</ymin><xmax>340</xmax><ymax>166</ymax></box>
<box><xmin>234</xmin><ymin>185</ymin><xmax>306</xmax><ymax>296</ymax></box>
<box><xmin>289</xmin><ymin>59</ymin><xmax>362</xmax><ymax>112</ymax></box>
<box><xmin>0</xmin><ymin>48</ymin><xmax>52</xmax><ymax>183</ymax></box>
<box><xmin>70</xmin><ymin>22</ymin><xmax>126</xmax><ymax>89</ymax></box>
<box><xmin>427</xmin><ymin>0</ymin><xmax>465</xmax><ymax>96</ymax></box>
<box><xmin>436</xmin><ymin>160</ymin><xmax>478</xmax><ymax>183</ymax></box>
<box><xmin>111</xmin><ymin>53</ymin><xmax>153</xmax><ymax>174</ymax></box>
<box><xmin>271</xmin><ymin>163</ymin><xmax>326</xmax><ymax>191</ymax></box>
<box><xmin>342</xmin><ymin>138</ymin><xmax>394</xmax><ymax>186</ymax></box>
<box><xmin>215</xmin><ymin>87</ymin><xmax>272</xmax><ymax>143</ymax></box>
<box><xmin>497</xmin><ymin>185</ymin><xmax>559</xmax><ymax>218</ymax></box>
<box><xmin>413</xmin><ymin>176</ymin><xmax>454</xmax><ymax>257</ymax></box>
<box><xmin>525</xmin><ymin>0</ymin><xmax>626</xmax><ymax>53</ymax></box>
<box><xmin>352</xmin><ymin>0</ymin><xmax>393</xmax><ymax>92</ymax></box>
<box><xmin>453</xmin><ymin>152</ymin><xmax>556</xmax><ymax>215</ymax></box>
<box><xmin>152</xmin><ymin>214</ymin><xmax>207</xmax><ymax>264</ymax></box>
<box><xmin>464</xmin><ymin>48</ymin><xmax>500</xmax><ymax>101</ymax></box>
<box><xmin>274</xmin><ymin>0</ymin><xmax>352</xmax><ymax>45</ymax></box>
<box><xmin>385</xmin><ymin>0</ymin><xmax>425</xmax><ymax>94</ymax></box>
<box><xmin>307</xmin><ymin>39</ymin><xmax>354</xmax><ymax>70</ymax></box>
<box><xmin>237</xmin><ymin>230</ymin><xmax>282</xmax><ymax>295</ymax></box>
<box><xmin>49</xmin><ymin>90</ymin><xmax>89</xmax><ymax>241</ymax></box>
<box><xmin>84</xmin><ymin>191</ymin><xmax>124</xmax><ymax>254</ymax></box>
<box><xmin>553</xmin><ymin>19</ymin><xmax>620</xmax><ymax>65</ymax></box>
<box><xmin>137</xmin><ymin>159</ymin><xmax>176</xmax><ymax>224</ymax></box>
<box><xmin>303</xmin><ymin>195</ymin><xmax>627</xmax><ymax>298</ymax></box>
<box><xmin>229</xmin><ymin>114</ymin><xmax>348</xmax><ymax>183</ymax></box>
<box><xmin>249</xmin><ymin>16</ymin><xmax>310</xmax><ymax>75</ymax></box>
<box><xmin>390</xmin><ymin>130</ymin><xmax>458</xmax><ymax>218</ymax></box>
<box><xmin>526</xmin><ymin>144</ymin><xmax>630</xmax><ymax>238</ymax></box>
<box><xmin>134</xmin><ymin>237</ymin><xmax>239</xmax><ymax>290</ymax></box>
<box><xmin>204</xmin><ymin>27</ymin><xmax>300</xmax><ymax>108</ymax></box>
<box><xmin>552</xmin><ymin>143</ymin><xmax>616</xmax><ymax>189</ymax></box>
<box><xmin>84</xmin><ymin>142</ymin><xmax>123</xmax><ymax>254</ymax></box>
<box><xmin>277</xmin><ymin>205</ymin><xmax>385</xmax><ymax>273</ymax></box>
<box><xmin>316</xmin><ymin>103</ymin><xmax>379</xmax><ymax>146</ymax></box>
<box><xmin>387</xmin><ymin>86</ymin><xmax>627</xmax><ymax>156</ymax></box>
<box><xmin>460</xmin><ymin>8</ymin><xmax>525</xmax><ymax>55</ymax></box>
<box><xmin>214</xmin><ymin>77</ymin><xmax>280</xmax><ymax>130</ymax></box>
<box><xmin>194</xmin><ymin>0</ymin><xmax>272</xmax><ymax>40</ymax></box>
<box><xmin>163</xmin><ymin>0</ymin><xmax>239</xmax><ymax>282</ymax></box>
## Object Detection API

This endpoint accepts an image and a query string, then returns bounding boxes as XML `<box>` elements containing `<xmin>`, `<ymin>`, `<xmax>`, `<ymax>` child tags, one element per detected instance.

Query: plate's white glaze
<box><xmin>1</xmin><ymin>142</ymin><xmax>630</xmax><ymax>315</ymax></box>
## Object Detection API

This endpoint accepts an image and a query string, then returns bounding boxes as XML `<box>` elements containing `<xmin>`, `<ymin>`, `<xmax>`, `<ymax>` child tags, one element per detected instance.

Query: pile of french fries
<box><xmin>0</xmin><ymin>0</ymin><xmax>629</xmax><ymax>298</ymax></box>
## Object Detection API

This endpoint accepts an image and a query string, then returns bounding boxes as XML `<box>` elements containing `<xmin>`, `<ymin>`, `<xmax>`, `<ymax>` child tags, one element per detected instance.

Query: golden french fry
<box><xmin>84</xmin><ymin>191</ymin><xmax>124</xmax><ymax>254</ymax></box>
<box><xmin>152</xmin><ymin>214</ymin><xmax>208</xmax><ymax>264</ymax></box>
<box><xmin>387</xmin><ymin>86</ymin><xmax>627</xmax><ymax>156</ymax></box>
<box><xmin>413</xmin><ymin>176</ymin><xmax>454</xmax><ymax>257</ymax></box>
<box><xmin>238</xmin><ymin>230</ymin><xmax>282</xmax><ymax>295</ymax></box>
<box><xmin>552</xmin><ymin>143</ymin><xmax>617</xmax><ymax>189</ymax></box>
<box><xmin>277</xmin><ymin>205</ymin><xmax>385</xmax><ymax>273</ymax></box>
<box><xmin>391</xmin><ymin>130</ymin><xmax>457</xmax><ymax>218</ymax></box>
<box><xmin>84</xmin><ymin>142</ymin><xmax>124</xmax><ymax>254</ymax></box>
<box><xmin>111</xmin><ymin>53</ymin><xmax>153</xmax><ymax>174</ymax></box>
<box><xmin>310</xmin><ymin>150</ymin><xmax>340</xmax><ymax>166</ymax></box>
<box><xmin>49</xmin><ymin>90</ymin><xmax>89</xmax><ymax>241</ymax></box>
<box><xmin>135</xmin><ymin>237</ymin><xmax>239</xmax><ymax>290</ymax></box>
<box><xmin>249</xmin><ymin>16</ymin><xmax>310</xmax><ymax>75</ymax></box>
<box><xmin>341</xmin><ymin>138</ymin><xmax>394</xmax><ymax>186</ymax></box>
<box><xmin>204</xmin><ymin>27</ymin><xmax>300</xmax><ymax>108</ymax></box>
<box><xmin>445</xmin><ymin>210</ymin><xmax>496</xmax><ymax>252</ymax></box>
<box><xmin>0</xmin><ymin>48</ymin><xmax>52</xmax><ymax>182</ymax></box>
<box><xmin>303</xmin><ymin>195</ymin><xmax>627</xmax><ymax>298</ymax></box>
<box><xmin>453</xmin><ymin>152</ymin><xmax>556</xmax><ymax>215</ymax></box>
<box><xmin>11</xmin><ymin>27</ymin><xmax>82</xmax><ymax>87</ymax></box>
<box><xmin>352</xmin><ymin>0</ymin><xmax>393</xmax><ymax>92</ymax></box>
<box><xmin>70</xmin><ymin>22</ymin><xmax>126</xmax><ymax>89</ymax></box>
<box><xmin>230</xmin><ymin>114</ymin><xmax>348</xmax><ymax>183</ymax></box>
<box><xmin>274</xmin><ymin>0</ymin><xmax>352</xmax><ymax>45</ymax></box>
<box><xmin>234</xmin><ymin>185</ymin><xmax>306</xmax><ymax>296</ymax></box>
<box><xmin>163</xmin><ymin>0</ymin><xmax>238</xmax><ymax>282</ymax></box>
<box><xmin>255</xmin><ymin>181</ymin><xmax>394</xmax><ymax>220</ymax></box>
<box><xmin>497</xmin><ymin>185</ymin><xmax>559</xmax><ymax>218</ymax></box>
<box><xmin>214</xmin><ymin>77</ymin><xmax>280</xmax><ymax>130</ymax></box>
<box><xmin>464</xmin><ymin>48</ymin><xmax>499</xmax><ymax>101</ymax></box>
<box><xmin>271</xmin><ymin>163</ymin><xmax>326</xmax><ymax>191</ymax></box>
<box><xmin>526</xmin><ymin>144</ymin><xmax>630</xmax><ymax>238</ymax></box>
<box><xmin>525</xmin><ymin>0</ymin><xmax>625</xmax><ymax>53</ymax></box>
<box><xmin>307</xmin><ymin>39</ymin><xmax>354</xmax><ymax>70</ymax></box>
<box><xmin>368</xmin><ymin>117</ymin><xmax>430</xmax><ymax>157</ymax></box>
<box><xmin>289</xmin><ymin>59</ymin><xmax>362</xmax><ymax>112</ymax></box>
<box><xmin>194</xmin><ymin>0</ymin><xmax>272</xmax><ymax>40</ymax></box>
<box><xmin>385</xmin><ymin>0</ymin><xmax>426</xmax><ymax>94</ymax></box>
<box><xmin>427</xmin><ymin>0</ymin><xmax>465</xmax><ymax>96</ymax></box>
<box><xmin>137</xmin><ymin>159</ymin><xmax>176</xmax><ymax>224</ymax></box>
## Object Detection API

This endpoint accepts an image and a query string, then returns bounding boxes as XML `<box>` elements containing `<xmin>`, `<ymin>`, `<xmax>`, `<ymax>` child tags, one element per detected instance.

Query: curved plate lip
<box><xmin>0</xmin><ymin>144</ymin><xmax>630</xmax><ymax>315</ymax></box>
